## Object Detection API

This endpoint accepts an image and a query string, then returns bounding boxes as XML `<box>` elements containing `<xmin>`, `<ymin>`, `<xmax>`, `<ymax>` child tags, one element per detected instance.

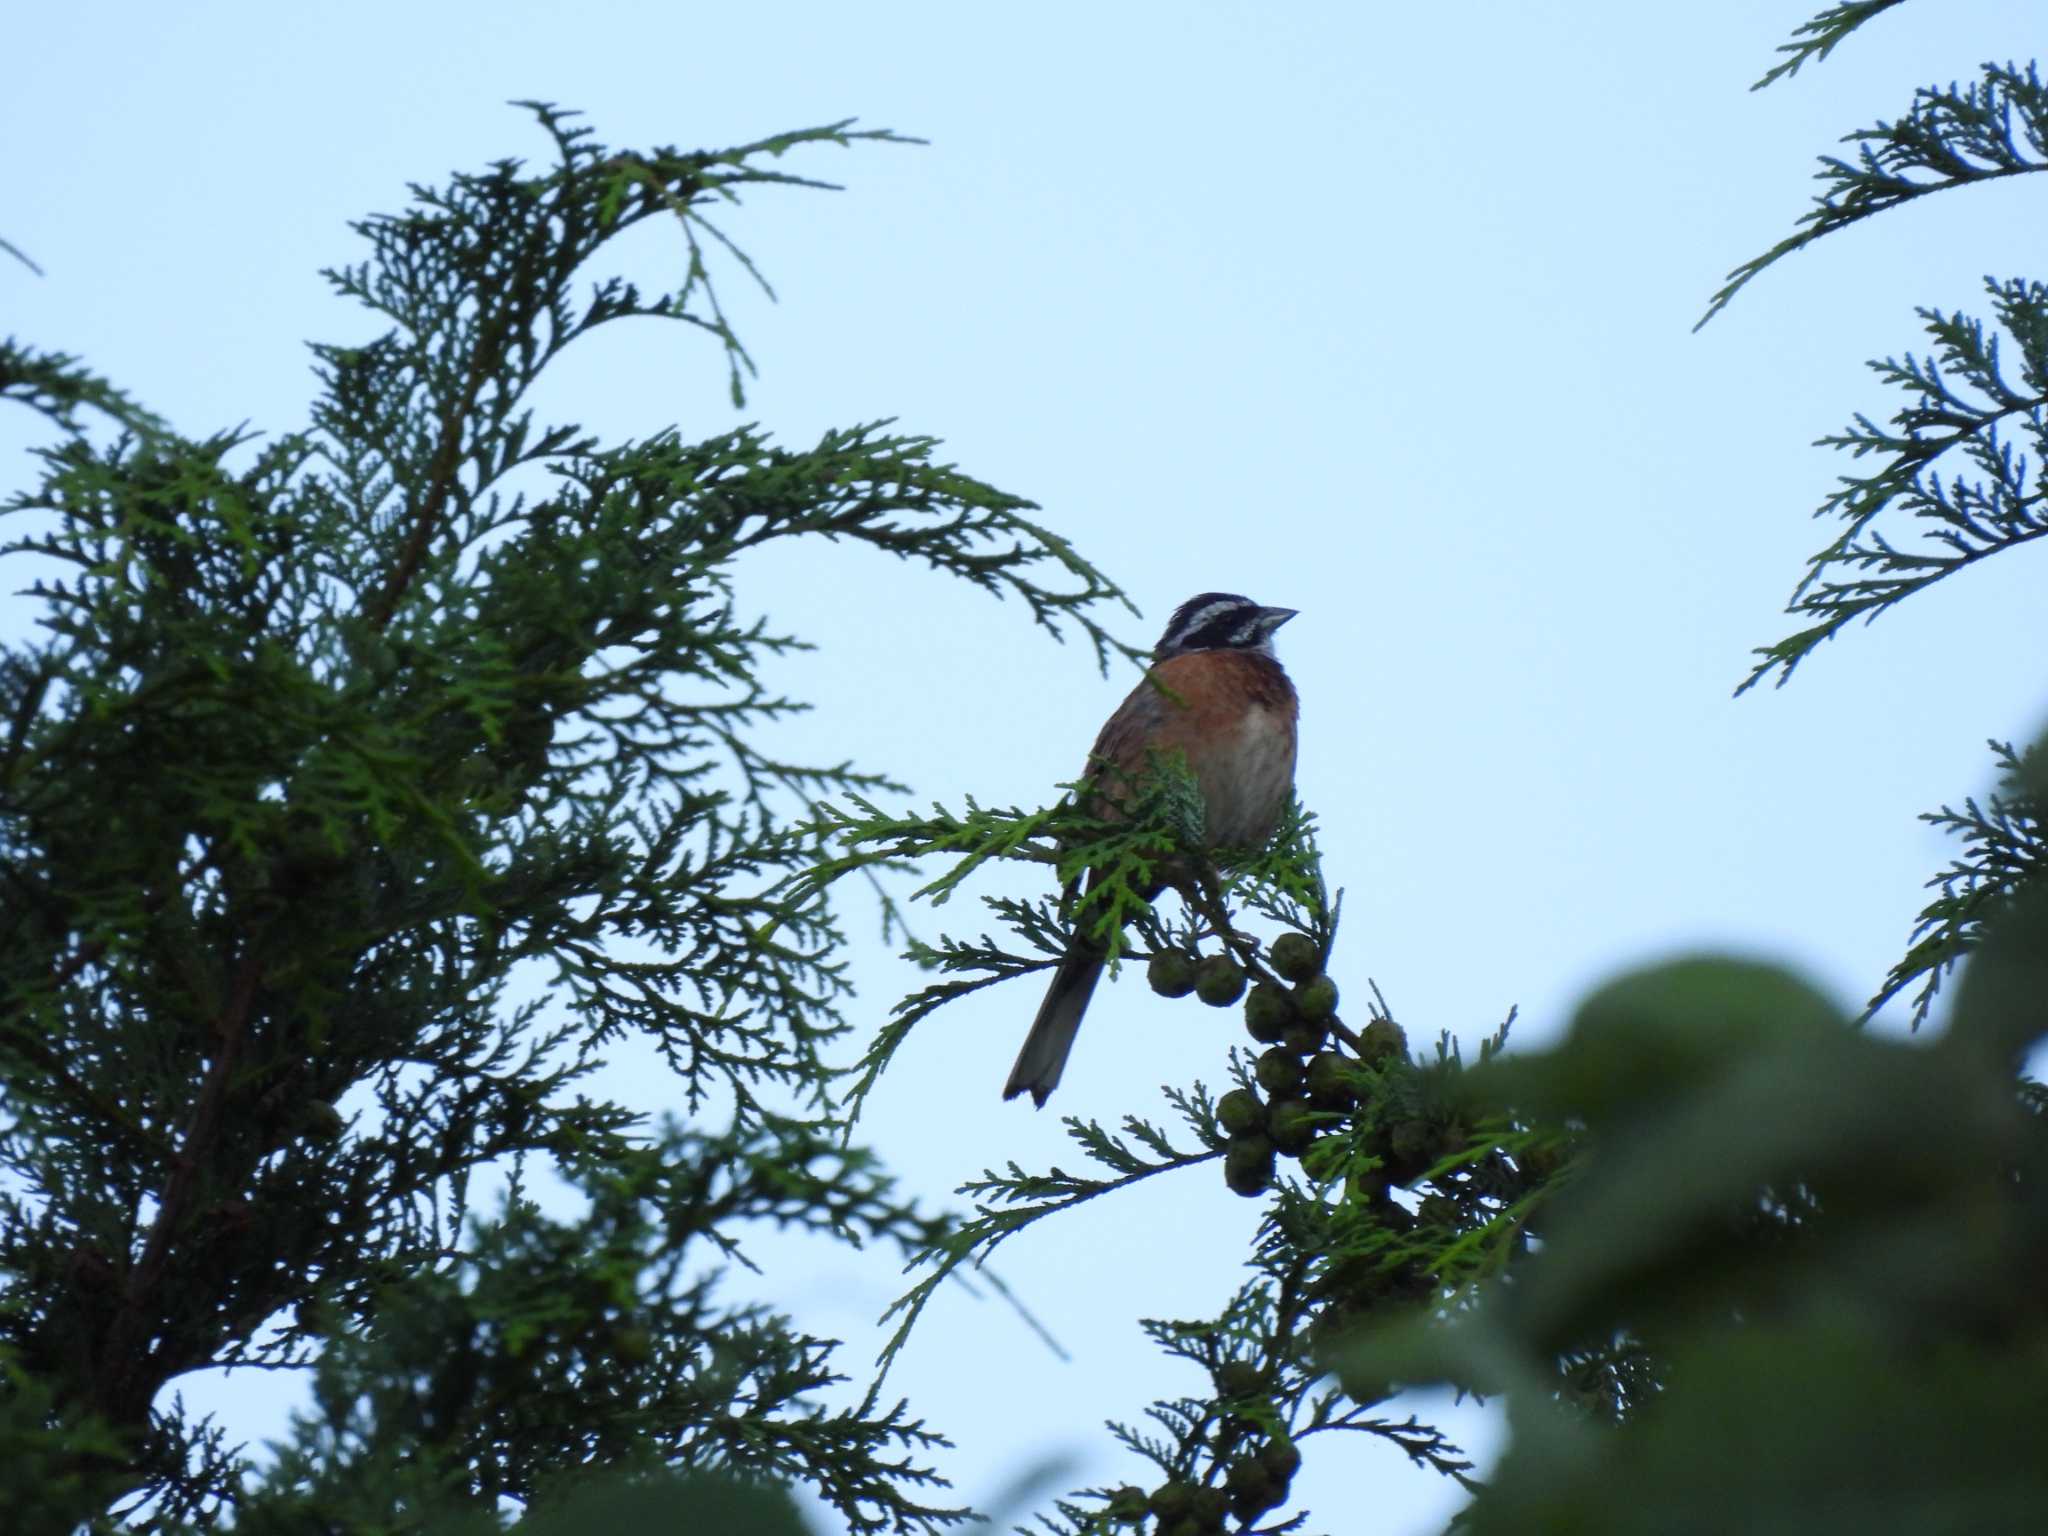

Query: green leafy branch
<box><xmin>1751</xmin><ymin>1</ymin><xmax>1907</xmax><ymax>93</ymax></box>
<box><xmin>1033</xmin><ymin>1023</ymin><xmax>1537</xmax><ymax>1534</ymax></box>
<box><xmin>305</xmin><ymin>101</ymin><xmax>1136</xmax><ymax>662</ymax></box>
<box><xmin>877</xmin><ymin>1093</ymin><xmax>1224</xmax><ymax>1383</ymax></box>
<box><xmin>238</xmin><ymin>1118</ymin><xmax>970</xmax><ymax>1536</ymax></box>
<box><xmin>816</xmin><ymin>751</ymin><xmax>1546</xmax><ymax>1530</ymax></box>
<box><xmin>0</xmin><ymin>338</ymin><xmax>166</xmax><ymax>438</ymax></box>
<box><xmin>1869</xmin><ymin>737</ymin><xmax>2044</xmax><ymax>1025</ymax></box>
<box><xmin>1</xmin><ymin>235</ymin><xmax>166</xmax><ymax>437</ymax></box>
<box><xmin>1702</xmin><ymin>60</ymin><xmax>2048</xmax><ymax>328</ymax></box>
<box><xmin>805</xmin><ymin>758</ymin><xmax>1268</xmax><ymax>1114</ymax></box>
<box><xmin>1740</xmin><ymin>279</ymin><xmax>2048</xmax><ymax>690</ymax></box>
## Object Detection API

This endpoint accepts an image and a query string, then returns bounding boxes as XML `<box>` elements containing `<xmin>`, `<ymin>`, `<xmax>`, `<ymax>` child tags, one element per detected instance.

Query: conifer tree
<box><xmin>0</xmin><ymin>107</ymin><xmax>1129</xmax><ymax>1533</ymax></box>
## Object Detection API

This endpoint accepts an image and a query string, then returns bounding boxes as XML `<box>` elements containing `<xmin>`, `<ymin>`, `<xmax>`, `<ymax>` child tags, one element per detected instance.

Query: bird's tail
<box><xmin>1003</xmin><ymin>942</ymin><xmax>1106</xmax><ymax>1107</ymax></box>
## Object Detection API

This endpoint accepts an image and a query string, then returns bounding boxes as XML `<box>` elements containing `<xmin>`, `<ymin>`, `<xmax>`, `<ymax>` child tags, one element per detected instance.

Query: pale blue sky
<box><xmin>6</xmin><ymin>3</ymin><xmax>2045</xmax><ymax>1531</ymax></box>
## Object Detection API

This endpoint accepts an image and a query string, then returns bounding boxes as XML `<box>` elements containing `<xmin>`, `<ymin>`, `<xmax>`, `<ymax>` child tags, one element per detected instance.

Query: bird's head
<box><xmin>1154</xmin><ymin>592</ymin><xmax>1299</xmax><ymax>660</ymax></box>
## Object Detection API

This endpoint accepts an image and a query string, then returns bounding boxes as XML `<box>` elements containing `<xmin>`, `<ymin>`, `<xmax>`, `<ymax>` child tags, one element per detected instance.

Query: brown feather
<box><xmin>1084</xmin><ymin>651</ymin><xmax>1299</xmax><ymax>848</ymax></box>
<box><xmin>1003</xmin><ymin>649</ymin><xmax>1299</xmax><ymax>1106</ymax></box>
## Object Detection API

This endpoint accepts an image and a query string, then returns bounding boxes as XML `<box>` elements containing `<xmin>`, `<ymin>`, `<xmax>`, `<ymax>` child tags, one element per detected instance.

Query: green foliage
<box><xmin>0</xmin><ymin>337</ymin><xmax>166</xmax><ymax>438</ymax></box>
<box><xmin>1339</xmin><ymin>911</ymin><xmax>2048</xmax><ymax>1535</ymax></box>
<box><xmin>809</xmin><ymin>774</ymin><xmax>1535</xmax><ymax>1532</ymax></box>
<box><xmin>1713</xmin><ymin>5</ymin><xmax>2048</xmax><ymax>1032</ymax></box>
<box><xmin>516</xmin><ymin>1471</ymin><xmax>814</xmax><ymax>1536</ymax></box>
<box><xmin>236</xmin><ymin>1123</ymin><xmax>956</xmax><ymax>1535</ymax></box>
<box><xmin>1738</xmin><ymin>280</ymin><xmax>2048</xmax><ymax>694</ymax></box>
<box><xmin>239</xmin><ymin>1463</ymin><xmax>816</xmax><ymax>1536</ymax></box>
<box><xmin>0</xmin><ymin>1344</ymin><xmax>132</xmax><ymax>1535</ymax></box>
<box><xmin>1871</xmin><ymin>736</ymin><xmax>2044</xmax><ymax>1024</ymax></box>
<box><xmin>1711</xmin><ymin>30</ymin><xmax>2048</xmax><ymax>693</ymax></box>
<box><xmin>1705</xmin><ymin>59</ymin><xmax>2048</xmax><ymax>329</ymax></box>
<box><xmin>0</xmin><ymin>106</ymin><xmax>1132</xmax><ymax>1531</ymax></box>
<box><xmin>799</xmin><ymin>753</ymin><xmax>1217</xmax><ymax>1115</ymax></box>
<box><xmin>1749</xmin><ymin>1</ymin><xmax>1906</xmax><ymax>92</ymax></box>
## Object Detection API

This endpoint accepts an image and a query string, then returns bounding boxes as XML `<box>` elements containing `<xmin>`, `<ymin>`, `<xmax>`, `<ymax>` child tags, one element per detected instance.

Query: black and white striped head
<box><xmin>1154</xmin><ymin>592</ymin><xmax>1299</xmax><ymax>661</ymax></box>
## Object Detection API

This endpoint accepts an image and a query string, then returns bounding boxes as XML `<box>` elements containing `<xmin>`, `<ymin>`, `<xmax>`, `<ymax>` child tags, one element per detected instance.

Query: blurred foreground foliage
<box><xmin>1353</xmin><ymin>881</ymin><xmax>2048</xmax><ymax>1535</ymax></box>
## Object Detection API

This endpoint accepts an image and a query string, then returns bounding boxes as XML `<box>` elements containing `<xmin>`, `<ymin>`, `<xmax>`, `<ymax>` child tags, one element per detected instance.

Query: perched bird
<box><xmin>1002</xmin><ymin>592</ymin><xmax>1300</xmax><ymax>1106</ymax></box>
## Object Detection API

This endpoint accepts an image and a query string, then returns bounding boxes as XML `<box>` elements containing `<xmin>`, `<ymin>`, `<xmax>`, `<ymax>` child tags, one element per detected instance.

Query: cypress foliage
<box><xmin>0</xmin><ymin>106</ymin><xmax>1128</xmax><ymax>1532</ymax></box>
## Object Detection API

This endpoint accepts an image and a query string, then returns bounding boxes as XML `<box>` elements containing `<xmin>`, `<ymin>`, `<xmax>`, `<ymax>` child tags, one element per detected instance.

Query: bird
<box><xmin>1002</xmin><ymin>592</ymin><xmax>1300</xmax><ymax>1106</ymax></box>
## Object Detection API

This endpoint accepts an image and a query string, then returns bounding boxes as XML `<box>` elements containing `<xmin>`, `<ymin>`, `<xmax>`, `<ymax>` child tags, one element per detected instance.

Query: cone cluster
<box><xmin>1150</xmin><ymin>931</ymin><xmax>1354</xmax><ymax>1199</ymax></box>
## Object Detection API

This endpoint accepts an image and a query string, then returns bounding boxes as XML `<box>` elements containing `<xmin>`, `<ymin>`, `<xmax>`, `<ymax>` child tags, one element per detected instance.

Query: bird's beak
<box><xmin>1261</xmin><ymin>606</ymin><xmax>1300</xmax><ymax>630</ymax></box>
